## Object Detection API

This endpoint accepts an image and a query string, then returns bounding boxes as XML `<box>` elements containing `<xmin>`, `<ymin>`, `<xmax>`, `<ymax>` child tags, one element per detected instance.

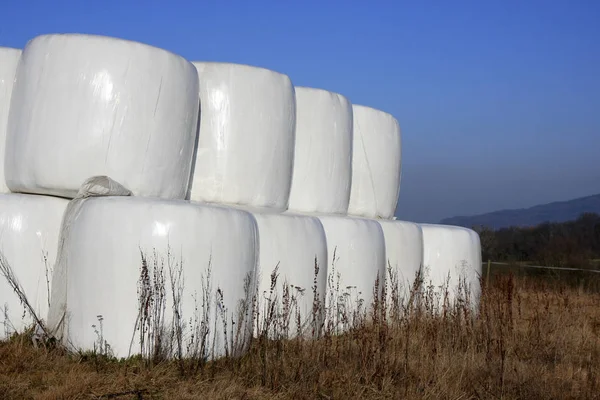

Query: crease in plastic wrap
<box><xmin>5</xmin><ymin>34</ymin><xmax>200</xmax><ymax>199</ymax></box>
<box><xmin>0</xmin><ymin>193</ymin><xmax>68</xmax><ymax>339</ymax></box>
<box><xmin>47</xmin><ymin>176</ymin><xmax>132</xmax><ymax>342</ymax></box>
<box><xmin>348</xmin><ymin>105</ymin><xmax>402</xmax><ymax>219</ymax></box>
<box><xmin>48</xmin><ymin>184</ymin><xmax>259</xmax><ymax>360</ymax></box>
<box><xmin>248</xmin><ymin>209</ymin><xmax>327</xmax><ymax>339</ymax></box>
<box><xmin>378</xmin><ymin>220</ymin><xmax>423</xmax><ymax>310</ymax></box>
<box><xmin>189</xmin><ymin>62</ymin><xmax>296</xmax><ymax>210</ymax></box>
<box><xmin>0</xmin><ymin>48</ymin><xmax>21</xmax><ymax>193</ymax></box>
<box><xmin>288</xmin><ymin>87</ymin><xmax>353</xmax><ymax>214</ymax></box>
<box><xmin>317</xmin><ymin>215</ymin><xmax>386</xmax><ymax>333</ymax></box>
<box><xmin>420</xmin><ymin>224</ymin><xmax>482</xmax><ymax>312</ymax></box>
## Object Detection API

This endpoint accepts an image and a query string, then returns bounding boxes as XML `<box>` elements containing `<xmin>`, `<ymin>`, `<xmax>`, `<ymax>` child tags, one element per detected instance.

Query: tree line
<box><xmin>472</xmin><ymin>212</ymin><xmax>600</xmax><ymax>268</ymax></box>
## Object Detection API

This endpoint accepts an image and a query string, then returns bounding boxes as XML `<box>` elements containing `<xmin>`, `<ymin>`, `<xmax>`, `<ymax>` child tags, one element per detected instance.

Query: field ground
<box><xmin>486</xmin><ymin>261</ymin><xmax>600</xmax><ymax>293</ymax></box>
<box><xmin>1</xmin><ymin>268</ymin><xmax>600</xmax><ymax>399</ymax></box>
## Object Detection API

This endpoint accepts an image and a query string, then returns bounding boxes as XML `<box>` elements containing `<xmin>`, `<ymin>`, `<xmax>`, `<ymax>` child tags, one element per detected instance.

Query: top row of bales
<box><xmin>0</xmin><ymin>34</ymin><xmax>401</xmax><ymax>219</ymax></box>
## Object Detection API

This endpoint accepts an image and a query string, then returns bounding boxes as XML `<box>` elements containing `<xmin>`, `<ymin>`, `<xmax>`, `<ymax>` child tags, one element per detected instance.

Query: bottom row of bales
<box><xmin>0</xmin><ymin>186</ymin><xmax>482</xmax><ymax>360</ymax></box>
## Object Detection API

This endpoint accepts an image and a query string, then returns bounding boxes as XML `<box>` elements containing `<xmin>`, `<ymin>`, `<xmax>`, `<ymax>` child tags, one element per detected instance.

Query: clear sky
<box><xmin>2</xmin><ymin>1</ymin><xmax>599</xmax><ymax>222</ymax></box>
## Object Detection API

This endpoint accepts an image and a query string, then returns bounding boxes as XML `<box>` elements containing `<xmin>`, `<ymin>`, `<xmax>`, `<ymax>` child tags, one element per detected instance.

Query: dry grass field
<box><xmin>1</xmin><ymin>270</ymin><xmax>599</xmax><ymax>399</ymax></box>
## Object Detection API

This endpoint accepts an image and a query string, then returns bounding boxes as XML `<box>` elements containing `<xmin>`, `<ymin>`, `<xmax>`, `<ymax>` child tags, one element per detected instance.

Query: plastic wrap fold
<box><xmin>0</xmin><ymin>48</ymin><xmax>21</xmax><ymax>193</ymax></box>
<box><xmin>189</xmin><ymin>62</ymin><xmax>296</xmax><ymax>210</ymax></box>
<box><xmin>348</xmin><ymin>105</ymin><xmax>401</xmax><ymax>219</ymax></box>
<box><xmin>288</xmin><ymin>87</ymin><xmax>353</xmax><ymax>214</ymax></box>
<box><xmin>0</xmin><ymin>193</ymin><xmax>68</xmax><ymax>339</ymax></box>
<box><xmin>420</xmin><ymin>224</ymin><xmax>482</xmax><ymax>310</ymax></box>
<box><xmin>5</xmin><ymin>34</ymin><xmax>199</xmax><ymax>199</ymax></box>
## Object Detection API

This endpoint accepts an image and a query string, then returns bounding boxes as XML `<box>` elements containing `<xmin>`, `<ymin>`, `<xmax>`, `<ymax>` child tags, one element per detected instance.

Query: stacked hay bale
<box><xmin>187</xmin><ymin>64</ymin><xmax>328</xmax><ymax>341</ymax></box>
<box><xmin>0</xmin><ymin>32</ymin><xmax>481</xmax><ymax>357</ymax></box>
<box><xmin>1</xmin><ymin>46</ymin><xmax>72</xmax><ymax>338</ymax></box>
<box><xmin>1</xmin><ymin>35</ymin><xmax>260</xmax><ymax>361</ymax></box>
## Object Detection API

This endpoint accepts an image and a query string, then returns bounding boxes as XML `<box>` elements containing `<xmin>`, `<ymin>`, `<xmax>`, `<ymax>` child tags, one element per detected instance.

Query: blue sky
<box><xmin>2</xmin><ymin>1</ymin><xmax>599</xmax><ymax>222</ymax></box>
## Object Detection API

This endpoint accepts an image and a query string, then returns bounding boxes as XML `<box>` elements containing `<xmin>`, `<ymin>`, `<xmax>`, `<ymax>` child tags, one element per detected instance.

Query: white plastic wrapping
<box><xmin>189</xmin><ymin>62</ymin><xmax>296</xmax><ymax>210</ymax></box>
<box><xmin>0</xmin><ymin>48</ymin><xmax>21</xmax><ymax>193</ymax></box>
<box><xmin>5</xmin><ymin>34</ymin><xmax>199</xmax><ymax>199</ymax></box>
<box><xmin>47</xmin><ymin>196</ymin><xmax>258</xmax><ymax>360</ymax></box>
<box><xmin>348</xmin><ymin>105</ymin><xmax>401</xmax><ymax>219</ymax></box>
<box><xmin>288</xmin><ymin>87</ymin><xmax>353</xmax><ymax>214</ymax></box>
<box><xmin>378</xmin><ymin>220</ymin><xmax>423</xmax><ymax>308</ymax></box>
<box><xmin>251</xmin><ymin>210</ymin><xmax>327</xmax><ymax>338</ymax></box>
<box><xmin>420</xmin><ymin>224</ymin><xmax>482</xmax><ymax>310</ymax></box>
<box><xmin>317</xmin><ymin>215</ymin><xmax>386</xmax><ymax>332</ymax></box>
<box><xmin>0</xmin><ymin>193</ymin><xmax>68</xmax><ymax>339</ymax></box>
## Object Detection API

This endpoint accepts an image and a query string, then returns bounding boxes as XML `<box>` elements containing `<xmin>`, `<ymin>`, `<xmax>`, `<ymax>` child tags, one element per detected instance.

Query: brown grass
<box><xmin>2</xmin><ymin>272</ymin><xmax>600</xmax><ymax>400</ymax></box>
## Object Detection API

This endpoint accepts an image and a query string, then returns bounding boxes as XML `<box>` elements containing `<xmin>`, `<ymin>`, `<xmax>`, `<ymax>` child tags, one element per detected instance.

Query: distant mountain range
<box><xmin>440</xmin><ymin>194</ymin><xmax>600</xmax><ymax>230</ymax></box>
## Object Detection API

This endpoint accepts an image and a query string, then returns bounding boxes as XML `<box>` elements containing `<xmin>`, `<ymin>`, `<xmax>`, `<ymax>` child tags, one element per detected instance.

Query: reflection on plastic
<box><xmin>0</xmin><ymin>193</ymin><xmax>68</xmax><ymax>339</ymax></box>
<box><xmin>420</xmin><ymin>224</ymin><xmax>482</xmax><ymax>310</ymax></box>
<box><xmin>288</xmin><ymin>87</ymin><xmax>353</xmax><ymax>214</ymax></box>
<box><xmin>318</xmin><ymin>215</ymin><xmax>386</xmax><ymax>333</ymax></box>
<box><xmin>0</xmin><ymin>47</ymin><xmax>21</xmax><ymax>193</ymax></box>
<box><xmin>5</xmin><ymin>34</ymin><xmax>199</xmax><ymax>199</ymax></box>
<box><xmin>189</xmin><ymin>62</ymin><xmax>296</xmax><ymax>210</ymax></box>
<box><xmin>252</xmin><ymin>210</ymin><xmax>327</xmax><ymax>338</ymax></box>
<box><xmin>378</xmin><ymin>220</ymin><xmax>423</xmax><ymax>308</ymax></box>
<box><xmin>348</xmin><ymin>105</ymin><xmax>402</xmax><ymax>219</ymax></box>
<box><xmin>151</xmin><ymin>221</ymin><xmax>170</xmax><ymax>237</ymax></box>
<box><xmin>47</xmin><ymin>197</ymin><xmax>259</xmax><ymax>360</ymax></box>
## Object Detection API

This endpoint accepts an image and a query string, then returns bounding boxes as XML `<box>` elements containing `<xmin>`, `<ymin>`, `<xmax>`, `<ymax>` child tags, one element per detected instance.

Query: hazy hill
<box><xmin>440</xmin><ymin>194</ymin><xmax>600</xmax><ymax>229</ymax></box>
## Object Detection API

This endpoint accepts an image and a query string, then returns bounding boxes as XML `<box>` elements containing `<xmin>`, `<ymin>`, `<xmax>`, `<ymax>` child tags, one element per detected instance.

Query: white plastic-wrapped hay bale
<box><xmin>189</xmin><ymin>62</ymin><xmax>295</xmax><ymax>210</ymax></box>
<box><xmin>288</xmin><ymin>87</ymin><xmax>353</xmax><ymax>214</ymax></box>
<box><xmin>250</xmin><ymin>210</ymin><xmax>327</xmax><ymax>339</ymax></box>
<box><xmin>420</xmin><ymin>224</ymin><xmax>482</xmax><ymax>311</ymax></box>
<box><xmin>317</xmin><ymin>215</ymin><xmax>385</xmax><ymax>332</ymax></box>
<box><xmin>348</xmin><ymin>105</ymin><xmax>401</xmax><ymax>219</ymax></box>
<box><xmin>0</xmin><ymin>193</ymin><xmax>68</xmax><ymax>339</ymax></box>
<box><xmin>5</xmin><ymin>34</ymin><xmax>199</xmax><ymax>199</ymax></box>
<box><xmin>378</xmin><ymin>220</ymin><xmax>423</xmax><ymax>309</ymax></box>
<box><xmin>47</xmin><ymin>196</ymin><xmax>258</xmax><ymax>360</ymax></box>
<box><xmin>0</xmin><ymin>48</ymin><xmax>21</xmax><ymax>193</ymax></box>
